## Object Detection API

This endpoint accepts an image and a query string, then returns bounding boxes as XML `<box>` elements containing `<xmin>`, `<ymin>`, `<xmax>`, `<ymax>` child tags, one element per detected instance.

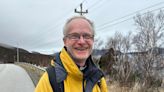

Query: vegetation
<box><xmin>1</xmin><ymin>9</ymin><xmax>164</xmax><ymax>92</ymax></box>
<box><xmin>99</xmin><ymin>10</ymin><xmax>164</xmax><ymax>91</ymax></box>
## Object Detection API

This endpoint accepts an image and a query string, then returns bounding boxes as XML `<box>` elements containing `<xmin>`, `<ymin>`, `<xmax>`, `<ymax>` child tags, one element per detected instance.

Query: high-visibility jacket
<box><xmin>35</xmin><ymin>48</ymin><xmax>108</xmax><ymax>92</ymax></box>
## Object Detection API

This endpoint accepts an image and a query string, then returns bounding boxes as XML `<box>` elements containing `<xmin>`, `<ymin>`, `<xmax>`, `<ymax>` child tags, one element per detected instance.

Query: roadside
<box><xmin>0</xmin><ymin>64</ymin><xmax>35</xmax><ymax>92</ymax></box>
<box><xmin>15</xmin><ymin>62</ymin><xmax>44</xmax><ymax>86</ymax></box>
<box><xmin>16</xmin><ymin>62</ymin><xmax>164</xmax><ymax>92</ymax></box>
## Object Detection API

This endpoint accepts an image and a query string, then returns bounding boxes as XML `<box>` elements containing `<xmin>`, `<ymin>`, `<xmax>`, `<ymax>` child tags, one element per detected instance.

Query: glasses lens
<box><xmin>66</xmin><ymin>33</ymin><xmax>79</xmax><ymax>40</ymax></box>
<box><xmin>83</xmin><ymin>33</ymin><xmax>94</xmax><ymax>39</ymax></box>
<box><xmin>65</xmin><ymin>33</ymin><xmax>94</xmax><ymax>41</ymax></box>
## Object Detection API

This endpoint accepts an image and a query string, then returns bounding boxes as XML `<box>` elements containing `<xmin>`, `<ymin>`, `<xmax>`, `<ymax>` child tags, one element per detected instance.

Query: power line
<box><xmin>97</xmin><ymin>6</ymin><xmax>164</xmax><ymax>32</ymax></box>
<box><xmin>30</xmin><ymin>0</ymin><xmax>107</xmax><ymax>50</ymax></box>
<box><xmin>30</xmin><ymin>1</ymin><xmax>164</xmax><ymax>50</ymax></box>
<box><xmin>87</xmin><ymin>0</ymin><xmax>108</xmax><ymax>12</ymax></box>
<box><xmin>97</xmin><ymin>1</ymin><xmax>164</xmax><ymax>30</ymax></box>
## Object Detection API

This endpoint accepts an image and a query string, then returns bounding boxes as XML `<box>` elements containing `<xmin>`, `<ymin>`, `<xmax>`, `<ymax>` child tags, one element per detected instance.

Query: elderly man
<box><xmin>35</xmin><ymin>16</ymin><xmax>108</xmax><ymax>92</ymax></box>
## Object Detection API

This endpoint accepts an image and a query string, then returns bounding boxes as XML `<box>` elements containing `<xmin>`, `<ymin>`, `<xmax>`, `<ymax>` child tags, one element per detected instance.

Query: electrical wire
<box><xmin>97</xmin><ymin>6</ymin><xmax>164</xmax><ymax>32</ymax></box>
<box><xmin>29</xmin><ymin>1</ymin><xmax>164</xmax><ymax>52</ymax></box>
<box><xmin>97</xmin><ymin>2</ymin><xmax>164</xmax><ymax>30</ymax></box>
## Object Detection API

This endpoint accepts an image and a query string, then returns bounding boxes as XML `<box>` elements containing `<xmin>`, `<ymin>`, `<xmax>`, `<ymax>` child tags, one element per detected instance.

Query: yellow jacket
<box><xmin>35</xmin><ymin>48</ymin><xmax>108</xmax><ymax>92</ymax></box>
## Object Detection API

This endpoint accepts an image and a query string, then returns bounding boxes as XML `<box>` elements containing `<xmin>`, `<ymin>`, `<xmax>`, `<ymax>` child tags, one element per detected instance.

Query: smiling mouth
<box><xmin>75</xmin><ymin>47</ymin><xmax>88</xmax><ymax>51</ymax></box>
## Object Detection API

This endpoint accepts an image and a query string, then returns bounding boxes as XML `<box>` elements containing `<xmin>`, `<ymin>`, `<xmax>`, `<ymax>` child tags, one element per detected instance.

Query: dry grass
<box><xmin>15</xmin><ymin>62</ymin><xmax>164</xmax><ymax>92</ymax></box>
<box><xmin>108</xmin><ymin>81</ymin><xmax>164</xmax><ymax>92</ymax></box>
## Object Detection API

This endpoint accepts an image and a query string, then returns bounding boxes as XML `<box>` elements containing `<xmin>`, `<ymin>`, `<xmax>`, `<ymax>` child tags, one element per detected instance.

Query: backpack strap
<box><xmin>46</xmin><ymin>52</ymin><xmax>65</xmax><ymax>92</ymax></box>
<box><xmin>55</xmin><ymin>52</ymin><xmax>64</xmax><ymax>67</ymax></box>
<box><xmin>46</xmin><ymin>66</ymin><xmax>61</xmax><ymax>92</ymax></box>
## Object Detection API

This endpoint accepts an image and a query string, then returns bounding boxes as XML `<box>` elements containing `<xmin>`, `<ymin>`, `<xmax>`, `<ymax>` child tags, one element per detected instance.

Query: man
<box><xmin>35</xmin><ymin>16</ymin><xmax>108</xmax><ymax>92</ymax></box>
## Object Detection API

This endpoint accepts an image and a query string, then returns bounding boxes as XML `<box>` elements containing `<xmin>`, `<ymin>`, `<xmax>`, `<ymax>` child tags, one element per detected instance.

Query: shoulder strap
<box><xmin>46</xmin><ymin>66</ymin><xmax>61</xmax><ymax>92</ymax></box>
<box><xmin>55</xmin><ymin>52</ymin><xmax>63</xmax><ymax>67</ymax></box>
<box><xmin>46</xmin><ymin>52</ymin><xmax>64</xmax><ymax>92</ymax></box>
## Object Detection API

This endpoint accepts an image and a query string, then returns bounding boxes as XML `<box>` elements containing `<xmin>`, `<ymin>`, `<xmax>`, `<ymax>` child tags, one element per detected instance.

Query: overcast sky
<box><xmin>0</xmin><ymin>0</ymin><xmax>164</xmax><ymax>54</ymax></box>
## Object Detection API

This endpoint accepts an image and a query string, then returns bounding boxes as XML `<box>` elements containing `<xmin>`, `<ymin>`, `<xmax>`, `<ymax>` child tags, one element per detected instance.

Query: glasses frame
<box><xmin>64</xmin><ymin>33</ymin><xmax>94</xmax><ymax>41</ymax></box>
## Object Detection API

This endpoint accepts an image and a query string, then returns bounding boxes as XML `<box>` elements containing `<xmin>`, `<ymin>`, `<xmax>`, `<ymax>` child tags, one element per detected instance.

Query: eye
<box><xmin>83</xmin><ymin>34</ymin><xmax>94</xmax><ymax>39</ymax></box>
<box><xmin>66</xmin><ymin>33</ymin><xmax>80</xmax><ymax>40</ymax></box>
<box><xmin>70</xmin><ymin>34</ymin><xmax>79</xmax><ymax>39</ymax></box>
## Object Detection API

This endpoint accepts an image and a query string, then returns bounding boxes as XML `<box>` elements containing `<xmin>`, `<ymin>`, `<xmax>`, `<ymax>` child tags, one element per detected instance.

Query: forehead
<box><xmin>67</xmin><ymin>18</ymin><xmax>93</xmax><ymax>34</ymax></box>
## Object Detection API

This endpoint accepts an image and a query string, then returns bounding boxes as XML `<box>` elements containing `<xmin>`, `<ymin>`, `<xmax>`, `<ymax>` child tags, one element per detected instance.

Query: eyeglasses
<box><xmin>65</xmin><ymin>33</ymin><xmax>94</xmax><ymax>41</ymax></box>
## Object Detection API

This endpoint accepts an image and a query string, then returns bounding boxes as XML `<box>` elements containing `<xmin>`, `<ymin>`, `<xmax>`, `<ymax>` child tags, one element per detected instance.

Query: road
<box><xmin>0</xmin><ymin>64</ymin><xmax>35</xmax><ymax>92</ymax></box>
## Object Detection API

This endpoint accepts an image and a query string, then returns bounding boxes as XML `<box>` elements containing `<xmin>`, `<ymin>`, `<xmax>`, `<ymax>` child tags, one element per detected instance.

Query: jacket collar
<box><xmin>60</xmin><ymin>47</ymin><xmax>104</xmax><ymax>80</ymax></box>
<box><xmin>55</xmin><ymin>47</ymin><xmax>104</xmax><ymax>92</ymax></box>
<box><xmin>60</xmin><ymin>47</ymin><xmax>83</xmax><ymax>80</ymax></box>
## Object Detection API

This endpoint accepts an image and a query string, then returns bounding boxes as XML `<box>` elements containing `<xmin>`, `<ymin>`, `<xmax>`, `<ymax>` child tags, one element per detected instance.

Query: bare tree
<box><xmin>102</xmin><ymin>31</ymin><xmax>136</xmax><ymax>86</ymax></box>
<box><xmin>133</xmin><ymin>10</ymin><xmax>164</xmax><ymax>87</ymax></box>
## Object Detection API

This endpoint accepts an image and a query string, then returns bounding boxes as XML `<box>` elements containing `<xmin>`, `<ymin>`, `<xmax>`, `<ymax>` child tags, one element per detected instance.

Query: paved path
<box><xmin>0</xmin><ymin>64</ymin><xmax>35</xmax><ymax>92</ymax></box>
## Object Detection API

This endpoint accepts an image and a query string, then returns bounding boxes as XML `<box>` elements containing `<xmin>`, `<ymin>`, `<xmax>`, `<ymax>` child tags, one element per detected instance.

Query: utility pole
<box><xmin>74</xmin><ymin>3</ymin><xmax>88</xmax><ymax>16</ymax></box>
<box><xmin>17</xmin><ymin>44</ymin><xmax>19</xmax><ymax>62</ymax></box>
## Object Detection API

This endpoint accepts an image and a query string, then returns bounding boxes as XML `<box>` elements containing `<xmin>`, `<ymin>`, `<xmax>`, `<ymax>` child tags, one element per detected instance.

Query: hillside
<box><xmin>0</xmin><ymin>43</ymin><xmax>53</xmax><ymax>66</ymax></box>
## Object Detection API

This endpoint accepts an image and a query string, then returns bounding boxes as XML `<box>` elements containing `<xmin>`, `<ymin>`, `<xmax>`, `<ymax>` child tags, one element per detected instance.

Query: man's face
<box><xmin>63</xmin><ymin>18</ymin><xmax>94</xmax><ymax>62</ymax></box>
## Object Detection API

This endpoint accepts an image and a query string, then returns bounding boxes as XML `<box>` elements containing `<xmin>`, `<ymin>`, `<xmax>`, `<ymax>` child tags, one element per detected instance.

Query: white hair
<box><xmin>63</xmin><ymin>16</ymin><xmax>95</xmax><ymax>37</ymax></box>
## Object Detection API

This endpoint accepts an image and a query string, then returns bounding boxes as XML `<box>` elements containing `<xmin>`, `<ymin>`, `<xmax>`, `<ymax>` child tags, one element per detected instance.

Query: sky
<box><xmin>0</xmin><ymin>0</ymin><xmax>164</xmax><ymax>54</ymax></box>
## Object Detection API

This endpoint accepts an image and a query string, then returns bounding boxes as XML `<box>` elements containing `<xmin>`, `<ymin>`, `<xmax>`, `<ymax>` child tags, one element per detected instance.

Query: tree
<box><xmin>102</xmin><ymin>31</ymin><xmax>135</xmax><ymax>86</ymax></box>
<box><xmin>133</xmin><ymin>10</ymin><xmax>164</xmax><ymax>51</ymax></box>
<box><xmin>133</xmin><ymin>10</ymin><xmax>164</xmax><ymax>87</ymax></box>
